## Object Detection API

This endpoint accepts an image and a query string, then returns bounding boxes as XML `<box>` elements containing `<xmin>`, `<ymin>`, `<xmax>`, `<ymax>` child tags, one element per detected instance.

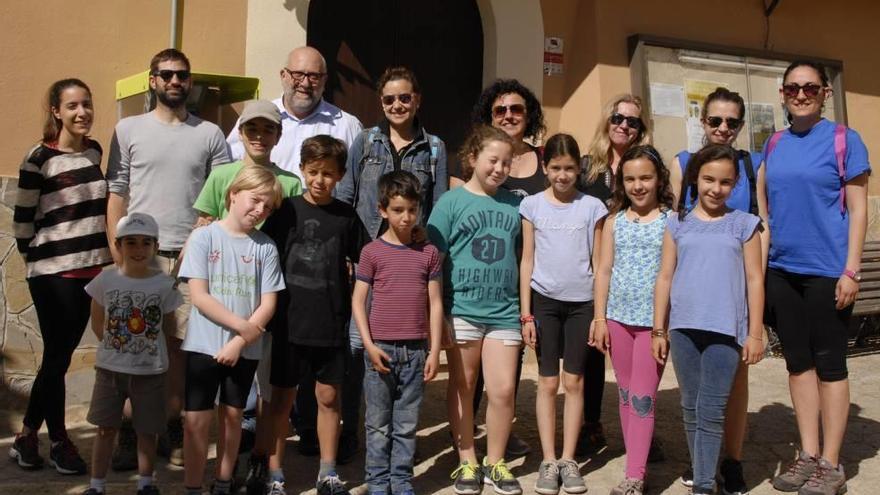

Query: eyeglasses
<box><xmin>782</xmin><ymin>83</ymin><xmax>823</xmax><ymax>98</ymax></box>
<box><xmin>609</xmin><ymin>113</ymin><xmax>642</xmax><ymax>129</ymax></box>
<box><xmin>381</xmin><ymin>93</ymin><xmax>414</xmax><ymax>106</ymax></box>
<box><xmin>704</xmin><ymin>116</ymin><xmax>744</xmax><ymax>129</ymax></box>
<box><xmin>283</xmin><ymin>68</ymin><xmax>326</xmax><ymax>84</ymax></box>
<box><xmin>152</xmin><ymin>70</ymin><xmax>191</xmax><ymax>82</ymax></box>
<box><xmin>492</xmin><ymin>104</ymin><xmax>526</xmax><ymax>118</ymax></box>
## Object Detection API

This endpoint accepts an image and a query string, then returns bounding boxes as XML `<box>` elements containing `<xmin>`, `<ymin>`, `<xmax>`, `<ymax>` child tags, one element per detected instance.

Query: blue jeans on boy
<box><xmin>670</xmin><ymin>329</ymin><xmax>740</xmax><ymax>494</ymax></box>
<box><xmin>363</xmin><ymin>340</ymin><xmax>427</xmax><ymax>494</ymax></box>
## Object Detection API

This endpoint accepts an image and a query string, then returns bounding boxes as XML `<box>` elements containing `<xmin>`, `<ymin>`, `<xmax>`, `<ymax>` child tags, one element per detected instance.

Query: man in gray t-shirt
<box><xmin>106</xmin><ymin>48</ymin><xmax>230</xmax><ymax>468</ymax></box>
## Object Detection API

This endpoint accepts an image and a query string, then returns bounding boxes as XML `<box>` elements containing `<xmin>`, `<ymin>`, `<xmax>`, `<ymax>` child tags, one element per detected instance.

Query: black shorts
<box><xmin>533</xmin><ymin>291</ymin><xmax>593</xmax><ymax>377</ymax></box>
<box><xmin>766</xmin><ymin>268</ymin><xmax>851</xmax><ymax>382</ymax></box>
<box><xmin>270</xmin><ymin>341</ymin><xmax>348</xmax><ymax>388</ymax></box>
<box><xmin>184</xmin><ymin>352</ymin><xmax>258</xmax><ymax>411</ymax></box>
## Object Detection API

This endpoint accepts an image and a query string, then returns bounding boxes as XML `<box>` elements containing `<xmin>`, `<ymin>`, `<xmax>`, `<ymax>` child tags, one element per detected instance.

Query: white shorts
<box><xmin>452</xmin><ymin>317</ymin><xmax>522</xmax><ymax>345</ymax></box>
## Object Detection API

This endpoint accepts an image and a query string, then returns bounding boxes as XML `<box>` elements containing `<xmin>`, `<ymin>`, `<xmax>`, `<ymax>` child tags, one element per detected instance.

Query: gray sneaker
<box><xmin>772</xmin><ymin>451</ymin><xmax>818</xmax><ymax>492</ymax></box>
<box><xmin>798</xmin><ymin>458</ymin><xmax>847</xmax><ymax>495</ymax></box>
<box><xmin>534</xmin><ymin>461</ymin><xmax>560</xmax><ymax>495</ymax></box>
<box><xmin>610</xmin><ymin>478</ymin><xmax>645</xmax><ymax>495</ymax></box>
<box><xmin>557</xmin><ymin>459</ymin><xmax>587</xmax><ymax>494</ymax></box>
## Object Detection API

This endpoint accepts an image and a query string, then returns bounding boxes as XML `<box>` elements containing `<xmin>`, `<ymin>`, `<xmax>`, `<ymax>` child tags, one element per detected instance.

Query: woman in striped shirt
<box><xmin>10</xmin><ymin>79</ymin><xmax>112</xmax><ymax>475</ymax></box>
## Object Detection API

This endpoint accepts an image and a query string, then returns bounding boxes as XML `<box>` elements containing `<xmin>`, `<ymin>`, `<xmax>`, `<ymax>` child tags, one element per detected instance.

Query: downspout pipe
<box><xmin>170</xmin><ymin>0</ymin><xmax>180</xmax><ymax>49</ymax></box>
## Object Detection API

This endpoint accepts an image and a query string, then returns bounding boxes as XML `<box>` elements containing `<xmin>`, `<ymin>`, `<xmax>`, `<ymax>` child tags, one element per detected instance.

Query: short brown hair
<box><xmin>225</xmin><ymin>165</ymin><xmax>283</xmax><ymax>211</ymax></box>
<box><xmin>376</xmin><ymin>66</ymin><xmax>421</xmax><ymax>94</ymax></box>
<box><xmin>150</xmin><ymin>48</ymin><xmax>191</xmax><ymax>74</ymax></box>
<box><xmin>299</xmin><ymin>135</ymin><xmax>347</xmax><ymax>173</ymax></box>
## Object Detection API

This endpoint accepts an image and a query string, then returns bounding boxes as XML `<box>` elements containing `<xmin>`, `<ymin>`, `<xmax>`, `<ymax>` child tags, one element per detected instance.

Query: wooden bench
<box><xmin>851</xmin><ymin>240</ymin><xmax>880</xmax><ymax>348</ymax></box>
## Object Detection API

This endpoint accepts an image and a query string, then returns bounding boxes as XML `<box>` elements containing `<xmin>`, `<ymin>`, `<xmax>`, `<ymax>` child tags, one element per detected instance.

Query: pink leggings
<box><xmin>608</xmin><ymin>320</ymin><xmax>665</xmax><ymax>480</ymax></box>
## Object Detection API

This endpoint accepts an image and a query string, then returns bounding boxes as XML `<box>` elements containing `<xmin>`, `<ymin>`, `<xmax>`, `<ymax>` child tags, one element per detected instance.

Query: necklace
<box><xmin>628</xmin><ymin>208</ymin><xmax>653</xmax><ymax>223</ymax></box>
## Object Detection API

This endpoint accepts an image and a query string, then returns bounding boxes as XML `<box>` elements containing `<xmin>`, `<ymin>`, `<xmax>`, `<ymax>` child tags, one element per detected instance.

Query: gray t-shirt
<box><xmin>107</xmin><ymin>113</ymin><xmax>230</xmax><ymax>249</ymax></box>
<box><xmin>667</xmin><ymin>209</ymin><xmax>761</xmax><ymax>345</ymax></box>
<box><xmin>520</xmin><ymin>191</ymin><xmax>607</xmax><ymax>302</ymax></box>
<box><xmin>85</xmin><ymin>268</ymin><xmax>183</xmax><ymax>375</ymax></box>
<box><xmin>179</xmin><ymin>222</ymin><xmax>285</xmax><ymax>360</ymax></box>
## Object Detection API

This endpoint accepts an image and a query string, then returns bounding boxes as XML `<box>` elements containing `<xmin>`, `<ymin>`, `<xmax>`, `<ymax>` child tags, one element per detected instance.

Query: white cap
<box><xmin>116</xmin><ymin>212</ymin><xmax>159</xmax><ymax>239</ymax></box>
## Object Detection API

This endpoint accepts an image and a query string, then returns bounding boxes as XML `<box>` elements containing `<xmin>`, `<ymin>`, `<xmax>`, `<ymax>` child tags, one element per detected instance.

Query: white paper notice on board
<box><xmin>543</xmin><ymin>37</ymin><xmax>564</xmax><ymax>76</ymax></box>
<box><xmin>649</xmin><ymin>83</ymin><xmax>686</xmax><ymax>117</ymax></box>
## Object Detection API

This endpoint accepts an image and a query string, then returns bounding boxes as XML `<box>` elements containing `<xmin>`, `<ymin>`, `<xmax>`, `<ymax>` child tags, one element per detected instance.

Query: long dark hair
<box><xmin>608</xmin><ymin>145</ymin><xmax>674</xmax><ymax>214</ymax></box>
<box><xmin>42</xmin><ymin>78</ymin><xmax>91</xmax><ymax>143</ymax></box>
<box><xmin>677</xmin><ymin>143</ymin><xmax>739</xmax><ymax>219</ymax></box>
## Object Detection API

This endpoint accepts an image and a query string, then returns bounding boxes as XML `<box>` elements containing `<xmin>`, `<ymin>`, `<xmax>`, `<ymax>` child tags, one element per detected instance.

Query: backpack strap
<box><xmin>352</xmin><ymin>127</ymin><xmax>381</xmax><ymax>206</ymax></box>
<box><xmin>739</xmin><ymin>150</ymin><xmax>758</xmax><ymax>215</ymax></box>
<box><xmin>764</xmin><ymin>130</ymin><xmax>785</xmax><ymax>157</ymax></box>
<box><xmin>833</xmin><ymin>124</ymin><xmax>847</xmax><ymax>214</ymax></box>
<box><xmin>428</xmin><ymin>134</ymin><xmax>440</xmax><ymax>179</ymax></box>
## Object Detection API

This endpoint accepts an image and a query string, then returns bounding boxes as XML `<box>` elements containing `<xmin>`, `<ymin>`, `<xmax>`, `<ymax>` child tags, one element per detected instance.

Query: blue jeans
<box><xmin>670</xmin><ymin>329</ymin><xmax>740</xmax><ymax>494</ymax></box>
<box><xmin>363</xmin><ymin>340</ymin><xmax>427</xmax><ymax>494</ymax></box>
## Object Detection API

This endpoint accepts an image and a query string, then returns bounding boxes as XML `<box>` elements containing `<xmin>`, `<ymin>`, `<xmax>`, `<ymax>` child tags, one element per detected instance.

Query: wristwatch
<box><xmin>844</xmin><ymin>269</ymin><xmax>862</xmax><ymax>282</ymax></box>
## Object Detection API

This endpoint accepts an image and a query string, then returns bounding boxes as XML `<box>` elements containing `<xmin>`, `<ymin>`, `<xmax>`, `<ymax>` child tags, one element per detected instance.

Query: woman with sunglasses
<box><xmin>667</xmin><ymin>87</ymin><xmax>760</xmax><ymax>495</ymax></box>
<box><xmin>575</xmin><ymin>94</ymin><xmax>651</xmax><ymax>459</ymax></box>
<box><xmin>760</xmin><ymin>61</ymin><xmax>869</xmax><ymax>495</ymax></box>
<box><xmin>10</xmin><ymin>79</ymin><xmax>112</xmax><ymax>475</ymax></box>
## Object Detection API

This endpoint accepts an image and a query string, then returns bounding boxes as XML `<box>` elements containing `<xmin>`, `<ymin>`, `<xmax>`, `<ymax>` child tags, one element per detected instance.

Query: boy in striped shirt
<box><xmin>351</xmin><ymin>170</ymin><xmax>444</xmax><ymax>495</ymax></box>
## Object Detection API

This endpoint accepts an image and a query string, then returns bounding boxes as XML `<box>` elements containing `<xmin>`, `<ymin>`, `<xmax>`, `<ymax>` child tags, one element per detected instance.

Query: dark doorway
<box><xmin>307</xmin><ymin>0</ymin><xmax>483</xmax><ymax>158</ymax></box>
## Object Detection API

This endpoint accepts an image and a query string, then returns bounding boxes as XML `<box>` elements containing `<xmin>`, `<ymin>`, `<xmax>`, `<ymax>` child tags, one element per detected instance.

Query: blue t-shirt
<box><xmin>667</xmin><ymin>209</ymin><xmax>761</xmax><ymax>345</ymax></box>
<box><xmin>520</xmin><ymin>191</ymin><xmax>607</xmax><ymax>302</ymax></box>
<box><xmin>763</xmin><ymin>119</ymin><xmax>871</xmax><ymax>277</ymax></box>
<box><xmin>677</xmin><ymin>149</ymin><xmax>761</xmax><ymax>214</ymax></box>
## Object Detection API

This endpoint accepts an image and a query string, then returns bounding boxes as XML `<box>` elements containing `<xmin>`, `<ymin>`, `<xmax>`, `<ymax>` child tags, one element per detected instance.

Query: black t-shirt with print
<box><xmin>262</xmin><ymin>196</ymin><xmax>368</xmax><ymax>347</ymax></box>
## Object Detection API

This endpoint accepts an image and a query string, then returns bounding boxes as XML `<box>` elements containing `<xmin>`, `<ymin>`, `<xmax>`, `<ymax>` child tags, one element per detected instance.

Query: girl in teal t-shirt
<box><xmin>427</xmin><ymin>125</ymin><xmax>523</xmax><ymax>495</ymax></box>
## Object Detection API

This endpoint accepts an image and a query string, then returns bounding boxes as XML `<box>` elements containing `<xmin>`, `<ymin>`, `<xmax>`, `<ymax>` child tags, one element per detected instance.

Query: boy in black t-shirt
<box><xmin>262</xmin><ymin>135</ymin><xmax>367</xmax><ymax>495</ymax></box>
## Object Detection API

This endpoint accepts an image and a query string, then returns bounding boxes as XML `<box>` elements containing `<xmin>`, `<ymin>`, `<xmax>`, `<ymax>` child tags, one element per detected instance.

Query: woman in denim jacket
<box><xmin>337</xmin><ymin>66</ymin><xmax>447</xmax><ymax>239</ymax></box>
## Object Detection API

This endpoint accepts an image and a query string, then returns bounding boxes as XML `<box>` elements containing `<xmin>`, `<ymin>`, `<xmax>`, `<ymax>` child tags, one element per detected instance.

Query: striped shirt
<box><xmin>13</xmin><ymin>141</ymin><xmax>112</xmax><ymax>278</ymax></box>
<box><xmin>355</xmin><ymin>238</ymin><xmax>442</xmax><ymax>341</ymax></box>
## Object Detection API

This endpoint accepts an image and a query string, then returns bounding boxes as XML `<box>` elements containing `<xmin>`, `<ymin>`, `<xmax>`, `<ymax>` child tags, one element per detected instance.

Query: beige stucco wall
<box><xmin>244</xmin><ymin>0</ymin><xmax>309</xmax><ymax>101</ymax></box>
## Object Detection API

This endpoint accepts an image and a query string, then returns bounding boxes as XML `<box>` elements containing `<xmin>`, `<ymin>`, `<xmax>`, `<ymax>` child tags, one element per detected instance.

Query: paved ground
<box><xmin>0</xmin><ymin>350</ymin><xmax>878</xmax><ymax>494</ymax></box>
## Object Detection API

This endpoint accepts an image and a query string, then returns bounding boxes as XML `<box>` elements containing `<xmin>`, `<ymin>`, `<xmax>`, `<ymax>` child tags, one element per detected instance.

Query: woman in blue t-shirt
<box><xmin>760</xmin><ymin>61</ymin><xmax>870</xmax><ymax>495</ymax></box>
<box><xmin>668</xmin><ymin>87</ymin><xmax>759</xmax><ymax>493</ymax></box>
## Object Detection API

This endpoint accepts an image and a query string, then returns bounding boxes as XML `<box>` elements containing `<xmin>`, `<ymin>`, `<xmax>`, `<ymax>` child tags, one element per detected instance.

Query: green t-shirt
<box><xmin>427</xmin><ymin>186</ymin><xmax>521</xmax><ymax>329</ymax></box>
<box><xmin>193</xmin><ymin>161</ymin><xmax>302</xmax><ymax>222</ymax></box>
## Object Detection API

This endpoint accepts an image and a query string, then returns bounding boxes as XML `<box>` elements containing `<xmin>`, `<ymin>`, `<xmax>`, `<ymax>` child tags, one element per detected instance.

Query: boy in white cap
<box><xmin>82</xmin><ymin>213</ymin><xmax>183</xmax><ymax>495</ymax></box>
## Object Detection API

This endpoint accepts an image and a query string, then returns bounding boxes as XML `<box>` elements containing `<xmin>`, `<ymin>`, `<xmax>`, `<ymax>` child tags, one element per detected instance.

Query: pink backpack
<box><xmin>765</xmin><ymin>123</ymin><xmax>848</xmax><ymax>214</ymax></box>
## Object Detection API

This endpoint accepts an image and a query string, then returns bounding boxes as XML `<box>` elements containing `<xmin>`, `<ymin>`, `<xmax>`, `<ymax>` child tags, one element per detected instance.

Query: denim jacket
<box><xmin>336</xmin><ymin>122</ymin><xmax>448</xmax><ymax>239</ymax></box>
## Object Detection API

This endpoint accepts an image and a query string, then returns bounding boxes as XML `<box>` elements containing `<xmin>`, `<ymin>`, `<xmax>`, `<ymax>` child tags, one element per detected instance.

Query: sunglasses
<box><xmin>283</xmin><ymin>68</ymin><xmax>326</xmax><ymax>84</ymax></box>
<box><xmin>152</xmin><ymin>70</ymin><xmax>191</xmax><ymax>82</ymax></box>
<box><xmin>492</xmin><ymin>104</ymin><xmax>526</xmax><ymax>118</ymax></box>
<box><xmin>381</xmin><ymin>93</ymin><xmax>414</xmax><ymax>106</ymax></box>
<box><xmin>609</xmin><ymin>113</ymin><xmax>642</xmax><ymax>129</ymax></box>
<box><xmin>704</xmin><ymin>116</ymin><xmax>744</xmax><ymax>129</ymax></box>
<box><xmin>782</xmin><ymin>83</ymin><xmax>823</xmax><ymax>98</ymax></box>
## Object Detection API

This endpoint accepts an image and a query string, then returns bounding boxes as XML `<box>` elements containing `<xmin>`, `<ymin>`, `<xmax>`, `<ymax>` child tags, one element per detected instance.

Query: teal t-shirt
<box><xmin>193</xmin><ymin>161</ymin><xmax>302</xmax><ymax>222</ymax></box>
<box><xmin>427</xmin><ymin>186</ymin><xmax>521</xmax><ymax>329</ymax></box>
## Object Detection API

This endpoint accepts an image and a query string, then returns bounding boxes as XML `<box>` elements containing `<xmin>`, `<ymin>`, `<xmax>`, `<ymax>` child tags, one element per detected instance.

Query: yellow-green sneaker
<box><xmin>451</xmin><ymin>460</ymin><xmax>482</xmax><ymax>495</ymax></box>
<box><xmin>482</xmin><ymin>457</ymin><xmax>522</xmax><ymax>495</ymax></box>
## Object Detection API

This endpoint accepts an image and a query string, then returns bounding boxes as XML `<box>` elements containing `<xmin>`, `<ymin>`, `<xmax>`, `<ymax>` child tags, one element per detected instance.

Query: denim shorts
<box><xmin>451</xmin><ymin>317</ymin><xmax>521</xmax><ymax>344</ymax></box>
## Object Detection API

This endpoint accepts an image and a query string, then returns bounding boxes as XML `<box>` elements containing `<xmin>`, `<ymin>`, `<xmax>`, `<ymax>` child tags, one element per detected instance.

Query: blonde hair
<box><xmin>225</xmin><ymin>165</ymin><xmax>284</xmax><ymax>211</ymax></box>
<box><xmin>585</xmin><ymin>94</ymin><xmax>652</xmax><ymax>183</ymax></box>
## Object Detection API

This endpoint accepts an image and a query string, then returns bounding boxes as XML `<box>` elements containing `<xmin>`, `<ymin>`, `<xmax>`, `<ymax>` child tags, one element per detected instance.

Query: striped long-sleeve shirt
<box><xmin>13</xmin><ymin>141</ymin><xmax>112</xmax><ymax>278</ymax></box>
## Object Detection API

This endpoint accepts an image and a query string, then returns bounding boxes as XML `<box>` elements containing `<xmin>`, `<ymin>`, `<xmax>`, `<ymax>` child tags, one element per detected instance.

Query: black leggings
<box><xmin>582</xmin><ymin>345</ymin><xmax>606</xmax><ymax>423</ymax></box>
<box><xmin>24</xmin><ymin>275</ymin><xmax>92</xmax><ymax>441</ymax></box>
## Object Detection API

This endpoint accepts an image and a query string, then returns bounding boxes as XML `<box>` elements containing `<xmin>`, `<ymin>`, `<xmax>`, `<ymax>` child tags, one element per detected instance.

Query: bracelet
<box><xmin>520</xmin><ymin>314</ymin><xmax>535</xmax><ymax>324</ymax></box>
<box><xmin>650</xmin><ymin>328</ymin><xmax>668</xmax><ymax>338</ymax></box>
<box><xmin>747</xmin><ymin>334</ymin><xmax>763</xmax><ymax>341</ymax></box>
<box><xmin>592</xmin><ymin>318</ymin><xmax>607</xmax><ymax>323</ymax></box>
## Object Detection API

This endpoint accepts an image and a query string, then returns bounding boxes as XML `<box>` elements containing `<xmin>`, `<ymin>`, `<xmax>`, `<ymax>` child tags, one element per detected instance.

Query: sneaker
<box><xmin>245</xmin><ymin>454</ymin><xmax>269</xmax><ymax>495</ymax></box>
<box><xmin>138</xmin><ymin>486</ymin><xmax>161</xmax><ymax>495</ymax></box>
<box><xmin>266</xmin><ymin>480</ymin><xmax>286</xmax><ymax>495</ymax></box>
<box><xmin>210</xmin><ymin>479</ymin><xmax>234</xmax><ymax>495</ymax></box>
<box><xmin>49</xmin><ymin>436</ymin><xmax>87</xmax><ymax>475</ymax></box>
<box><xmin>482</xmin><ymin>457</ymin><xmax>522</xmax><ymax>495</ymax></box>
<box><xmin>680</xmin><ymin>466</ymin><xmax>694</xmax><ymax>487</ymax></box>
<box><xmin>337</xmin><ymin>432</ymin><xmax>358</xmax><ymax>465</ymax></box>
<box><xmin>799</xmin><ymin>458</ymin><xmax>847</xmax><ymax>495</ymax></box>
<box><xmin>504</xmin><ymin>433</ymin><xmax>531</xmax><ymax>458</ymax></box>
<box><xmin>610</xmin><ymin>478</ymin><xmax>645</xmax><ymax>495</ymax></box>
<box><xmin>81</xmin><ymin>489</ymin><xmax>102</xmax><ymax>495</ymax></box>
<box><xmin>297</xmin><ymin>429</ymin><xmax>320</xmax><ymax>456</ymax></box>
<box><xmin>9</xmin><ymin>431</ymin><xmax>44</xmax><ymax>470</ymax></box>
<box><xmin>720</xmin><ymin>458</ymin><xmax>748</xmax><ymax>495</ymax></box>
<box><xmin>647</xmin><ymin>436</ymin><xmax>666</xmax><ymax>463</ymax></box>
<box><xmin>534</xmin><ymin>461</ymin><xmax>559</xmax><ymax>495</ymax></box>
<box><xmin>111</xmin><ymin>421</ymin><xmax>138</xmax><ymax>471</ymax></box>
<box><xmin>316</xmin><ymin>473</ymin><xmax>351</xmax><ymax>495</ymax></box>
<box><xmin>557</xmin><ymin>459</ymin><xmax>587</xmax><ymax>494</ymax></box>
<box><xmin>574</xmin><ymin>421</ymin><xmax>606</xmax><ymax>456</ymax></box>
<box><xmin>450</xmin><ymin>460</ymin><xmax>483</xmax><ymax>495</ymax></box>
<box><xmin>772</xmin><ymin>451</ymin><xmax>818</xmax><ymax>492</ymax></box>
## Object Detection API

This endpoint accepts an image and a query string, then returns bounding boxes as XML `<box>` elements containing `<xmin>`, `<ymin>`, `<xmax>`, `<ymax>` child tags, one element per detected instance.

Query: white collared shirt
<box><xmin>226</xmin><ymin>97</ymin><xmax>363</xmax><ymax>180</ymax></box>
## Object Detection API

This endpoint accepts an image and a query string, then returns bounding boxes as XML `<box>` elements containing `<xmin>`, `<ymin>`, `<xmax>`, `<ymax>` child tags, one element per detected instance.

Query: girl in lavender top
<box><xmin>652</xmin><ymin>144</ymin><xmax>765</xmax><ymax>495</ymax></box>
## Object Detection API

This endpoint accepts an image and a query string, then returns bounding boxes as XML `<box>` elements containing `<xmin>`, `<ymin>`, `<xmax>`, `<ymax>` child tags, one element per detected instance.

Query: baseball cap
<box><xmin>116</xmin><ymin>212</ymin><xmax>159</xmax><ymax>239</ymax></box>
<box><xmin>239</xmin><ymin>99</ymin><xmax>282</xmax><ymax>126</ymax></box>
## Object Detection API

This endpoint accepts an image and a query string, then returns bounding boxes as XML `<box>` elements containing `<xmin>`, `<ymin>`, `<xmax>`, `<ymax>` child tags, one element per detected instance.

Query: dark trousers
<box><xmin>582</xmin><ymin>346</ymin><xmax>606</xmax><ymax>423</ymax></box>
<box><xmin>23</xmin><ymin>275</ymin><xmax>92</xmax><ymax>441</ymax></box>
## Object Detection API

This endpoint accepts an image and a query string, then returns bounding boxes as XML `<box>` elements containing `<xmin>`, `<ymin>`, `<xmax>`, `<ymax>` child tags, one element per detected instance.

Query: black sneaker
<box><xmin>245</xmin><ymin>454</ymin><xmax>269</xmax><ymax>495</ymax></box>
<box><xmin>574</xmin><ymin>421</ymin><xmax>606</xmax><ymax>457</ymax></box>
<box><xmin>9</xmin><ymin>431</ymin><xmax>44</xmax><ymax>470</ymax></box>
<box><xmin>297</xmin><ymin>429</ymin><xmax>320</xmax><ymax>456</ymax></box>
<box><xmin>679</xmin><ymin>466</ymin><xmax>694</xmax><ymax>487</ymax></box>
<box><xmin>316</xmin><ymin>472</ymin><xmax>351</xmax><ymax>495</ymax></box>
<box><xmin>111</xmin><ymin>421</ymin><xmax>138</xmax><ymax>471</ymax></box>
<box><xmin>49</xmin><ymin>436</ymin><xmax>87</xmax><ymax>475</ymax></box>
<box><xmin>137</xmin><ymin>485</ymin><xmax>161</xmax><ymax>495</ymax></box>
<box><xmin>337</xmin><ymin>432</ymin><xmax>358</xmax><ymax>465</ymax></box>
<box><xmin>81</xmin><ymin>489</ymin><xmax>102</xmax><ymax>495</ymax></box>
<box><xmin>720</xmin><ymin>458</ymin><xmax>747</xmax><ymax>495</ymax></box>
